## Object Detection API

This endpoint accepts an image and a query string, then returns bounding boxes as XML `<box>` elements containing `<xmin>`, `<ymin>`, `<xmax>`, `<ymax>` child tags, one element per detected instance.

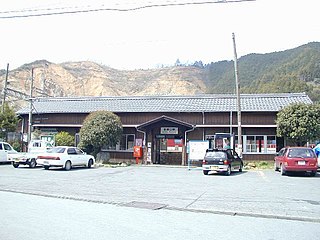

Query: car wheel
<box><xmin>310</xmin><ymin>171</ymin><xmax>316</xmax><ymax>177</ymax></box>
<box><xmin>203</xmin><ymin>170</ymin><xmax>209</xmax><ymax>175</ymax></box>
<box><xmin>87</xmin><ymin>159</ymin><xmax>93</xmax><ymax>168</ymax></box>
<box><xmin>280</xmin><ymin>164</ymin><xmax>286</xmax><ymax>176</ymax></box>
<box><xmin>225</xmin><ymin>165</ymin><xmax>231</xmax><ymax>176</ymax></box>
<box><xmin>65</xmin><ymin>161</ymin><xmax>72</xmax><ymax>171</ymax></box>
<box><xmin>29</xmin><ymin>159</ymin><xmax>36</xmax><ymax>168</ymax></box>
<box><xmin>44</xmin><ymin>166</ymin><xmax>50</xmax><ymax>170</ymax></box>
<box><xmin>13</xmin><ymin>163</ymin><xmax>19</xmax><ymax>168</ymax></box>
<box><xmin>274</xmin><ymin>161</ymin><xmax>279</xmax><ymax>171</ymax></box>
<box><xmin>239</xmin><ymin>163</ymin><xmax>243</xmax><ymax>172</ymax></box>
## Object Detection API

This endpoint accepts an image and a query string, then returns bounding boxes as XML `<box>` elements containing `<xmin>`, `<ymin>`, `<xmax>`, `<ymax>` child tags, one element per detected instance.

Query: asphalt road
<box><xmin>0</xmin><ymin>163</ymin><xmax>320</xmax><ymax>239</ymax></box>
<box><xmin>1</xmin><ymin>190</ymin><xmax>319</xmax><ymax>240</ymax></box>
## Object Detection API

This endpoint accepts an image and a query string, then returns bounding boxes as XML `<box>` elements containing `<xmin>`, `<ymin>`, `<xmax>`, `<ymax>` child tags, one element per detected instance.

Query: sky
<box><xmin>0</xmin><ymin>0</ymin><xmax>319</xmax><ymax>70</ymax></box>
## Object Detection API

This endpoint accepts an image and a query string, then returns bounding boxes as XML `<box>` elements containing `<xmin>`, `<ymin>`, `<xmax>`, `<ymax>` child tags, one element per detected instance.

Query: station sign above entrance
<box><xmin>161</xmin><ymin>127</ymin><xmax>178</xmax><ymax>134</ymax></box>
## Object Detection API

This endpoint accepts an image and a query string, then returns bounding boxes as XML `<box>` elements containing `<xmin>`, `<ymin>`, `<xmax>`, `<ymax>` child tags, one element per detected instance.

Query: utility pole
<box><xmin>2</xmin><ymin>63</ymin><xmax>9</xmax><ymax>112</ymax></box>
<box><xmin>27</xmin><ymin>68</ymin><xmax>34</xmax><ymax>146</ymax></box>
<box><xmin>232</xmin><ymin>33</ymin><xmax>242</xmax><ymax>157</ymax></box>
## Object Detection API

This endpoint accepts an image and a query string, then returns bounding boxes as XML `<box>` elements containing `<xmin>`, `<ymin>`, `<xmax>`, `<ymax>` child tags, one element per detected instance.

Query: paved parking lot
<box><xmin>1</xmin><ymin>163</ymin><xmax>319</xmax><ymax>222</ymax></box>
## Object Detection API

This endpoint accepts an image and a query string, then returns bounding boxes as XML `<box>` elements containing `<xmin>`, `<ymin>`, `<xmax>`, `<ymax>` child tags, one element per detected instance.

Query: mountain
<box><xmin>204</xmin><ymin>42</ymin><xmax>320</xmax><ymax>101</ymax></box>
<box><xmin>1</xmin><ymin>42</ymin><xmax>320</xmax><ymax>109</ymax></box>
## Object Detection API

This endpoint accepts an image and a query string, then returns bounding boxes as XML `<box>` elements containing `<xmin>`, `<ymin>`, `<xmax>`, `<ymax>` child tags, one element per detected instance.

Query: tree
<box><xmin>0</xmin><ymin>103</ymin><xmax>20</xmax><ymax>140</ymax></box>
<box><xmin>55</xmin><ymin>131</ymin><xmax>74</xmax><ymax>146</ymax></box>
<box><xmin>276</xmin><ymin>103</ymin><xmax>320</xmax><ymax>146</ymax></box>
<box><xmin>193</xmin><ymin>60</ymin><xmax>204</xmax><ymax>68</ymax></box>
<box><xmin>32</xmin><ymin>129</ymin><xmax>41</xmax><ymax>140</ymax></box>
<box><xmin>79</xmin><ymin>111</ymin><xmax>123</xmax><ymax>157</ymax></box>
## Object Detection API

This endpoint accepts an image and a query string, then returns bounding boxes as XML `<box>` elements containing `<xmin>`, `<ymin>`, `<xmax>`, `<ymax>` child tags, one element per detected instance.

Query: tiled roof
<box><xmin>17</xmin><ymin>93</ymin><xmax>312</xmax><ymax>115</ymax></box>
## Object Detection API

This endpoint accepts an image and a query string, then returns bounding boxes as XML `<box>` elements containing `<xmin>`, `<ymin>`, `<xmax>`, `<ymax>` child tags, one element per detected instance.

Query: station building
<box><xmin>16</xmin><ymin>93</ymin><xmax>312</xmax><ymax>165</ymax></box>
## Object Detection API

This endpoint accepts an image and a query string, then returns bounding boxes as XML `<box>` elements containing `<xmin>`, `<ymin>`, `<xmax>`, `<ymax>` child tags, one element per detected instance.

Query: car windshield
<box><xmin>288</xmin><ymin>148</ymin><xmax>315</xmax><ymax>158</ymax></box>
<box><xmin>206</xmin><ymin>151</ymin><xmax>226</xmax><ymax>158</ymax></box>
<box><xmin>48</xmin><ymin>147</ymin><xmax>66</xmax><ymax>153</ymax></box>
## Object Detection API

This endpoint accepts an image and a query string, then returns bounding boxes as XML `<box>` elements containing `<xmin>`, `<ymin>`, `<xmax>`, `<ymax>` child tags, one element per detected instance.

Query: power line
<box><xmin>0</xmin><ymin>0</ymin><xmax>256</xmax><ymax>19</ymax></box>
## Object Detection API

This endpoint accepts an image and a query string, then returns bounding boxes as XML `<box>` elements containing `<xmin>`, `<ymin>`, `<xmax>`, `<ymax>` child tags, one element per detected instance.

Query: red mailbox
<box><xmin>133</xmin><ymin>146</ymin><xmax>142</xmax><ymax>158</ymax></box>
<box><xmin>133</xmin><ymin>146</ymin><xmax>143</xmax><ymax>164</ymax></box>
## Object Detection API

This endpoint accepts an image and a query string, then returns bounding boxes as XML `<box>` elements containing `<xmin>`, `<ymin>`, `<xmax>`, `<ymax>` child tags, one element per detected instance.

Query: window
<box><xmin>278</xmin><ymin>148</ymin><xmax>285</xmax><ymax>156</ymax></box>
<box><xmin>119</xmin><ymin>134</ymin><xmax>135</xmax><ymax>150</ymax></box>
<box><xmin>49</xmin><ymin>147</ymin><xmax>66</xmax><ymax>153</ymax></box>
<box><xmin>67</xmin><ymin>148</ymin><xmax>77</xmax><ymax>155</ymax></box>
<box><xmin>160</xmin><ymin>139</ymin><xmax>167</xmax><ymax>152</ymax></box>
<box><xmin>245</xmin><ymin>136</ymin><xmax>263</xmax><ymax>153</ymax></box>
<box><xmin>75</xmin><ymin>148</ymin><xmax>84</xmax><ymax>155</ymax></box>
<box><xmin>4</xmin><ymin>143</ymin><xmax>12</xmax><ymax>151</ymax></box>
<box><xmin>46</xmin><ymin>142</ymin><xmax>53</xmax><ymax>148</ymax></box>
<box><xmin>246</xmin><ymin>136</ymin><xmax>255</xmax><ymax>152</ymax></box>
<box><xmin>230</xmin><ymin>149</ymin><xmax>240</xmax><ymax>158</ymax></box>
<box><xmin>107</xmin><ymin>134</ymin><xmax>135</xmax><ymax>151</ymax></box>
<box><xmin>234</xmin><ymin>136</ymin><xmax>243</xmax><ymax>154</ymax></box>
<box><xmin>206</xmin><ymin>151</ymin><xmax>226</xmax><ymax>158</ymax></box>
<box><xmin>226</xmin><ymin>151</ymin><xmax>234</xmax><ymax>159</ymax></box>
<box><xmin>32</xmin><ymin>142</ymin><xmax>40</xmax><ymax>147</ymax></box>
<box><xmin>243</xmin><ymin>135</ymin><xmax>277</xmax><ymax>154</ymax></box>
<box><xmin>288</xmin><ymin>148</ymin><xmax>315</xmax><ymax>158</ymax></box>
<box><xmin>266</xmin><ymin>136</ymin><xmax>276</xmax><ymax>153</ymax></box>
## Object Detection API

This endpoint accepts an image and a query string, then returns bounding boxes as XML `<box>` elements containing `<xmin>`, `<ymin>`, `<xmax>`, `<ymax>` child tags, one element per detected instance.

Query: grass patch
<box><xmin>244</xmin><ymin>161</ymin><xmax>274</xmax><ymax>170</ymax></box>
<box><xmin>109</xmin><ymin>162</ymin><xmax>131</xmax><ymax>167</ymax></box>
<box><xmin>97</xmin><ymin>160</ymin><xmax>131</xmax><ymax>168</ymax></box>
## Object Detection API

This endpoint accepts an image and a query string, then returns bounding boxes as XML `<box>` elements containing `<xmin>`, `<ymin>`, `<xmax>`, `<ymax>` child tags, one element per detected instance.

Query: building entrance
<box><xmin>154</xmin><ymin>137</ymin><xmax>184</xmax><ymax>165</ymax></box>
<box><xmin>136</xmin><ymin>115</ymin><xmax>194</xmax><ymax>165</ymax></box>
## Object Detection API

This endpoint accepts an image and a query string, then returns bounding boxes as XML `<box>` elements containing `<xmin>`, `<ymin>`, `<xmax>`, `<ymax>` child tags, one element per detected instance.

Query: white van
<box><xmin>0</xmin><ymin>142</ymin><xmax>18</xmax><ymax>162</ymax></box>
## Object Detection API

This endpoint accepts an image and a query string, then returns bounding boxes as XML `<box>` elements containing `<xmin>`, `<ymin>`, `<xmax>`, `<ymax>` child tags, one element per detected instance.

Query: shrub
<box><xmin>55</xmin><ymin>131</ymin><xmax>74</xmax><ymax>146</ymax></box>
<box><xmin>79</xmin><ymin>111</ymin><xmax>123</xmax><ymax>157</ymax></box>
<box><xmin>11</xmin><ymin>141</ymin><xmax>22</xmax><ymax>152</ymax></box>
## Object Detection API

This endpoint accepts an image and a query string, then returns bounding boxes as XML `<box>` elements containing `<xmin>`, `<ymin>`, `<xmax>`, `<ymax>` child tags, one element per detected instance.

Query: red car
<box><xmin>274</xmin><ymin>147</ymin><xmax>318</xmax><ymax>176</ymax></box>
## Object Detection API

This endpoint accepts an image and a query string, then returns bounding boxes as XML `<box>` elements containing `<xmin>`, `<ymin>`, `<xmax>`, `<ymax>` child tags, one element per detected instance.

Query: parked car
<box><xmin>37</xmin><ymin>146</ymin><xmax>95</xmax><ymax>171</ymax></box>
<box><xmin>202</xmin><ymin>148</ymin><xmax>243</xmax><ymax>175</ymax></box>
<box><xmin>274</xmin><ymin>147</ymin><xmax>318</xmax><ymax>176</ymax></box>
<box><xmin>0</xmin><ymin>142</ymin><xmax>18</xmax><ymax>163</ymax></box>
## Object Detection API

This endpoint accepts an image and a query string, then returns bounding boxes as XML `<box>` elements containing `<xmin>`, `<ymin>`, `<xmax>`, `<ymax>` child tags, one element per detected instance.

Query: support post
<box><xmin>27</xmin><ymin>68</ymin><xmax>34</xmax><ymax>146</ymax></box>
<box><xmin>2</xmin><ymin>63</ymin><xmax>9</xmax><ymax>112</ymax></box>
<box><xmin>232</xmin><ymin>33</ymin><xmax>242</xmax><ymax>157</ymax></box>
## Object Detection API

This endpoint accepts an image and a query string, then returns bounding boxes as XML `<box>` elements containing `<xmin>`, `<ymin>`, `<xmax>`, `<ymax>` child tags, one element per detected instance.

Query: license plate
<box><xmin>43</xmin><ymin>161</ymin><xmax>49</xmax><ymax>164</ymax></box>
<box><xmin>298</xmin><ymin>161</ymin><xmax>305</xmax><ymax>165</ymax></box>
<box><xmin>210</xmin><ymin>166</ymin><xmax>219</xmax><ymax>170</ymax></box>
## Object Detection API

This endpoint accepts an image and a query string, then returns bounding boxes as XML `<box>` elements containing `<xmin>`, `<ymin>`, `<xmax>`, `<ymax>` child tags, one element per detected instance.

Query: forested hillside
<box><xmin>204</xmin><ymin>42</ymin><xmax>320</xmax><ymax>102</ymax></box>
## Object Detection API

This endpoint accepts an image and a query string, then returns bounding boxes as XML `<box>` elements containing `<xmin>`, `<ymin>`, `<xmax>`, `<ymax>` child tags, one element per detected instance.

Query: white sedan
<box><xmin>37</xmin><ymin>146</ymin><xmax>95</xmax><ymax>171</ymax></box>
